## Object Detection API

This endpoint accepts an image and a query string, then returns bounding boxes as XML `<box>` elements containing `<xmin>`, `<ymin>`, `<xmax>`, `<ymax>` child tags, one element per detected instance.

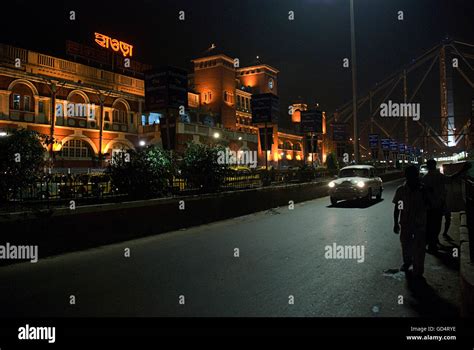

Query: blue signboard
<box><xmin>399</xmin><ymin>143</ymin><xmax>405</xmax><ymax>154</ymax></box>
<box><xmin>390</xmin><ymin>140</ymin><xmax>398</xmax><ymax>152</ymax></box>
<box><xmin>259</xmin><ymin>127</ymin><xmax>274</xmax><ymax>151</ymax></box>
<box><xmin>381</xmin><ymin>138</ymin><xmax>390</xmax><ymax>150</ymax></box>
<box><xmin>301</xmin><ymin>110</ymin><xmax>323</xmax><ymax>133</ymax></box>
<box><xmin>251</xmin><ymin>93</ymin><xmax>279</xmax><ymax>124</ymax></box>
<box><xmin>145</xmin><ymin>66</ymin><xmax>188</xmax><ymax>111</ymax></box>
<box><xmin>332</xmin><ymin>123</ymin><xmax>348</xmax><ymax>142</ymax></box>
<box><xmin>368</xmin><ymin>134</ymin><xmax>379</xmax><ymax>149</ymax></box>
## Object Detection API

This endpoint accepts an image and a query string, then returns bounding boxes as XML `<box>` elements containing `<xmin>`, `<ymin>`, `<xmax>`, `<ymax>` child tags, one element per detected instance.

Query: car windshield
<box><xmin>339</xmin><ymin>168</ymin><xmax>369</xmax><ymax>178</ymax></box>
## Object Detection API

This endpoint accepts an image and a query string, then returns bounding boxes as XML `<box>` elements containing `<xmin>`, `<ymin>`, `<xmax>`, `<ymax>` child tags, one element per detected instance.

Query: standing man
<box><xmin>421</xmin><ymin>159</ymin><xmax>470</xmax><ymax>253</ymax></box>
<box><xmin>393</xmin><ymin>165</ymin><xmax>430</xmax><ymax>279</ymax></box>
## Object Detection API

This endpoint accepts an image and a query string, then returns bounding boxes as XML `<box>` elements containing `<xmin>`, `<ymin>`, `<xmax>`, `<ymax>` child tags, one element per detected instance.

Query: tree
<box><xmin>180</xmin><ymin>142</ymin><xmax>228</xmax><ymax>192</ymax></box>
<box><xmin>0</xmin><ymin>129</ymin><xmax>46</xmax><ymax>202</ymax></box>
<box><xmin>107</xmin><ymin>145</ymin><xmax>174</xmax><ymax>199</ymax></box>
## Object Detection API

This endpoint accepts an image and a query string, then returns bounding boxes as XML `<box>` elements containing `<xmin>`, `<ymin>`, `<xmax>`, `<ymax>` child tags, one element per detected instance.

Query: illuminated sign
<box><xmin>94</xmin><ymin>32</ymin><xmax>133</xmax><ymax>57</ymax></box>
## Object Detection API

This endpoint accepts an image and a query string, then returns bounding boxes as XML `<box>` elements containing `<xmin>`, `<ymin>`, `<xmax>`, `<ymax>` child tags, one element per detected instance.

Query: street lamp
<box><xmin>350</xmin><ymin>0</ymin><xmax>359</xmax><ymax>164</ymax></box>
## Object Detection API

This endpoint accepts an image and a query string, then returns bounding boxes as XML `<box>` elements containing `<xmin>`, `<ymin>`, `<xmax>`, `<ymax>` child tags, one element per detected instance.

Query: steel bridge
<box><xmin>328</xmin><ymin>37</ymin><xmax>474</xmax><ymax>159</ymax></box>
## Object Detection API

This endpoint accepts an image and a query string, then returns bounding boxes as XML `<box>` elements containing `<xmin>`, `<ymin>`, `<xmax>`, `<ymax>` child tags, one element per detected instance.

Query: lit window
<box><xmin>59</xmin><ymin>139</ymin><xmax>92</xmax><ymax>159</ymax></box>
<box><xmin>12</xmin><ymin>94</ymin><xmax>20</xmax><ymax>110</ymax></box>
<box><xmin>24</xmin><ymin>96</ymin><xmax>31</xmax><ymax>112</ymax></box>
<box><xmin>204</xmin><ymin>92</ymin><xmax>212</xmax><ymax>103</ymax></box>
<box><xmin>148</xmin><ymin>113</ymin><xmax>161</xmax><ymax>124</ymax></box>
<box><xmin>113</xmin><ymin>109</ymin><xmax>127</xmax><ymax>124</ymax></box>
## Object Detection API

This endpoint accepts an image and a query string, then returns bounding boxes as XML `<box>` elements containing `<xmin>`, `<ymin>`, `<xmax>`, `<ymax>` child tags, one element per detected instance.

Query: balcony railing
<box><xmin>0</xmin><ymin>43</ymin><xmax>144</xmax><ymax>94</ymax></box>
<box><xmin>177</xmin><ymin>122</ymin><xmax>258</xmax><ymax>143</ymax></box>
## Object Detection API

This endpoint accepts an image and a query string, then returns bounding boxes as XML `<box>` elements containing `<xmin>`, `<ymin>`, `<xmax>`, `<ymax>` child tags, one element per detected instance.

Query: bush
<box><xmin>325</xmin><ymin>152</ymin><xmax>339</xmax><ymax>176</ymax></box>
<box><xmin>297</xmin><ymin>164</ymin><xmax>316</xmax><ymax>182</ymax></box>
<box><xmin>180</xmin><ymin>142</ymin><xmax>228</xmax><ymax>192</ymax></box>
<box><xmin>0</xmin><ymin>129</ymin><xmax>46</xmax><ymax>202</ymax></box>
<box><xmin>107</xmin><ymin>145</ymin><xmax>174</xmax><ymax>199</ymax></box>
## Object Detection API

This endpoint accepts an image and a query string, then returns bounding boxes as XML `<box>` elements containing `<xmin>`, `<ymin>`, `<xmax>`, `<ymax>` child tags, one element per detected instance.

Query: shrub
<box><xmin>0</xmin><ymin>129</ymin><xmax>46</xmax><ymax>202</ymax></box>
<box><xmin>180</xmin><ymin>142</ymin><xmax>227</xmax><ymax>192</ymax></box>
<box><xmin>107</xmin><ymin>145</ymin><xmax>174</xmax><ymax>199</ymax></box>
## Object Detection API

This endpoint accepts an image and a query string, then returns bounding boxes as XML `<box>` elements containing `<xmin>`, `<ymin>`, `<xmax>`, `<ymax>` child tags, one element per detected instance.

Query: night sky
<box><xmin>2</xmin><ymin>0</ymin><xmax>473</xmax><ymax>131</ymax></box>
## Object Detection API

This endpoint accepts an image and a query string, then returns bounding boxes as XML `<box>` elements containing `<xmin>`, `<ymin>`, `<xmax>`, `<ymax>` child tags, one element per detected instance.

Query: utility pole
<box><xmin>369</xmin><ymin>90</ymin><xmax>373</xmax><ymax>133</ymax></box>
<box><xmin>350</xmin><ymin>0</ymin><xmax>359</xmax><ymax>164</ymax></box>
<box><xmin>403</xmin><ymin>70</ymin><xmax>408</xmax><ymax>146</ymax></box>
<box><xmin>89</xmin><ymin>86</ymin><xmax>114</xmax><ymax>168</ymax></box>
<box><xmin>49</xmin><ymin>83</ymin><xmax>57</xmax><ymax>161</ymax></box>
<box><xmin>43</xmin><ymin>78</ymin><xmax>66</xmax><ymax>165</ymax></box>
<box><xmin>264</xmin><ymin>122</ymin><xmax>268</xmax><ymax>170</ymax></box>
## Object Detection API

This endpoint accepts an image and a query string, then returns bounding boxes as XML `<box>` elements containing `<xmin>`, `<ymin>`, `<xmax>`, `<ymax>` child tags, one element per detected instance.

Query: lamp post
<box><xmin>350</xmin><ymin>0</ymin><xmax>359</xmax><ymax>164</ymax></box>
<box><xmin>42</xmin><ymin>78</ymin><xmax>66</xmax><ymax>164</ymax></box>
<box><xmin>84</xmin><ymin>84</ymin><xmax>114</xmax><ymax>168</ymax></box>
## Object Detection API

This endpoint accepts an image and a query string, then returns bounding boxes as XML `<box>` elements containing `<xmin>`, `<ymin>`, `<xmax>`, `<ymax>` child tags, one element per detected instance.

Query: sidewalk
<box><xmin>459</xmin><ymin>211</ymin><xmax>474</xmax><ymax>317</ymax></box>
<box><xmin>415</xmin><ymin>212</ymin><xmax>461</xmax><ymax>316</ymax></box>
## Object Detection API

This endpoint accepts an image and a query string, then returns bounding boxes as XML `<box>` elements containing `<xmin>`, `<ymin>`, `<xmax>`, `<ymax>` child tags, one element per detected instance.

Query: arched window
<box><xmin>10</xmin><ymin>83</ymin><xmax>34</xmax><ymax>112</ymax></box>
<box><xmin>293</xmin><ymin>143</ymin><xmax>302</xmax><ymax>151</ymax></box>
<box><xmin>59</xmin><ymin>139</ymin><xmax>93</xmax><ymax>159</ymax></box>
<box><xmin>69</xmin><ymin>92</ymin><xmax>86</xmax><ymax>104</ymax></box>
<box><xmin>283</xmin><ymin>141</ymin><xmax>293</xmax><ymax>150</ymax></box>
<box><xmin>67</xmin><ymin>92</ymin><xmax>88</xmax><ymax>118</ymax></box>
<box><xmin>113</xmin><ymin>101</ymin><xmax>128</xmax><ymax>124</ymax></box>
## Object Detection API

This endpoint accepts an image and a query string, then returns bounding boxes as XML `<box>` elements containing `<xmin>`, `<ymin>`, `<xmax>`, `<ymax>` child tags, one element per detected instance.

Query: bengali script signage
<box><xmin>94</xmin><ymin>32</ymin><xmax>133</xmax><ymax>57</ymax></box>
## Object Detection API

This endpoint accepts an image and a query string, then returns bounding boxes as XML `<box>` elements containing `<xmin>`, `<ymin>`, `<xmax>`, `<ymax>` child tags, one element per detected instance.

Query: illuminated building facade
<box><xmin>0</xmin><ymin>41</ymin><xmax>325</xmax><ymax>170</ymax></box>
<box><xmin>189</xmin><ymin>53</ymin><xmax>315</xmax><ymax>168</ymax></box>
<box><xmin>0</xmin><ymin>43</ymin><xmax>144</xmax><ymax>168</ymax></box>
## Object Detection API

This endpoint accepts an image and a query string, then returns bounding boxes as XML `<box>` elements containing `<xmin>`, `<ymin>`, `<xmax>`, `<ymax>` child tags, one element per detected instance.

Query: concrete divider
<box><xmin>0</xmin><ymin>172</ymin><xmax>403</xmax><ymax>263</ymax></box>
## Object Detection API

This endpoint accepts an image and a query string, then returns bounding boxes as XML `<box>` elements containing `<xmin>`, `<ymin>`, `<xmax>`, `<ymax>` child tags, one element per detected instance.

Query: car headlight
<box><xmin>328</xmin><ymin>181</ymin><xmax>335</xmax><ymax>188</ymax></box>
<box><xmin>357</xmin><ymin>181</ymin><xmax>365</xmax><ymax>188</ymax></box>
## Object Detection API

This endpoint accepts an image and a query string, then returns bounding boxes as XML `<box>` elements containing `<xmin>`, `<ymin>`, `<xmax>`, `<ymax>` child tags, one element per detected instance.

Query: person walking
<box><xmin>393</xmin><ymin>165</ymin><xmax>430</xmax><ymax>279</ymax></box>
<box><xmin>421</xmin><ymin>159</ymin><xmax>470</xmax><ymax>253</ymax></box>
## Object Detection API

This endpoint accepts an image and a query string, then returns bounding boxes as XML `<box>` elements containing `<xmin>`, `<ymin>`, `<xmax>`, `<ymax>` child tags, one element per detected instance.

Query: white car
<box><xmin>328</xmin><ymin>165</ymin><xmax>383</xmax><ymax>206</ymax></box>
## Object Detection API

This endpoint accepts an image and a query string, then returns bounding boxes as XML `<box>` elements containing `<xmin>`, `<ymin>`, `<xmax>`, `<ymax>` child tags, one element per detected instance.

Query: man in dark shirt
<box><xmin>393</xmin><ymin>165</ymin><xmax>429</xmax><ymax>278</ymax></box>
<box><xmin>421</xmin><ymin>159</ymin><xmax>470</xmax><ymax>252</ymax></box>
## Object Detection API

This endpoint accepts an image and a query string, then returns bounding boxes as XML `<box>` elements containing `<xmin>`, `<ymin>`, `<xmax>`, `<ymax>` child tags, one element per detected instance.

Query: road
<box><xmin>0</xmin><ymin>179</ymin><xmax>460</xmax><ymax>317</ymax></box>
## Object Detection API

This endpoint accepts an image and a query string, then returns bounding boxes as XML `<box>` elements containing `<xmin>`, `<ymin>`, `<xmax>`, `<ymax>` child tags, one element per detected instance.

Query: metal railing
<box><xmin>464</xmin><ymin>178</ymin><xmax>474</xmax><ymax>262</ymax></box>
<box><xmin>1</xmin><ymin>168</ymin><xmax>333</xmax><ymax>212</ymax></box>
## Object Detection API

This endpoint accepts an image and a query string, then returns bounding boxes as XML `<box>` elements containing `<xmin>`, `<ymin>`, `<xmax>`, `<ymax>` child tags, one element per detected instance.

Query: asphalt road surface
<box><xmin>0</xmin><ymin>179</ymin><xmax>460</xmax><ymax>317</ymax></box>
